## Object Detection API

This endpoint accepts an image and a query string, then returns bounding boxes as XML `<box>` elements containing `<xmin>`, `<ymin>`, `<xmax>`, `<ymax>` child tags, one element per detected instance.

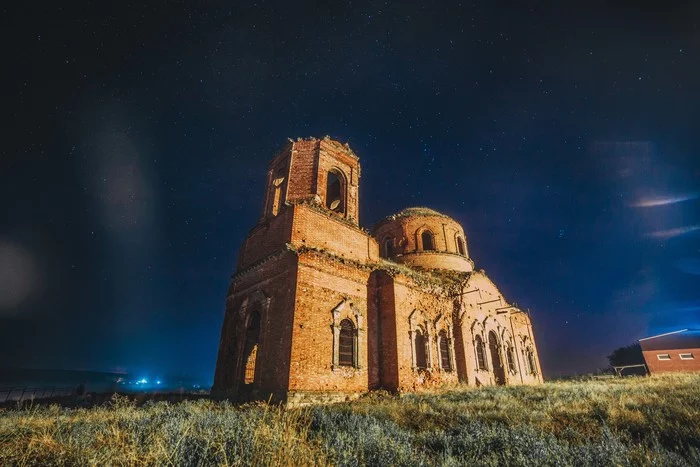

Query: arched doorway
<box><xmin>488</xmin><ymin>331</ymin><xmax>506</xmax><ymax>385</ymax></box>
<box><xmin>241</xmin><ymin>305</ymin><xmax>262</xmax><ymax>387</ymax></box>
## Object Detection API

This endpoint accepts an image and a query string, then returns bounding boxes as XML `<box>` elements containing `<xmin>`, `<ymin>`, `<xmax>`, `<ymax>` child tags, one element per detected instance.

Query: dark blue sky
<box><xmin>2</xmin><ymin>1</ymin><xmax>699</xmax><ymax>381</ymax></box>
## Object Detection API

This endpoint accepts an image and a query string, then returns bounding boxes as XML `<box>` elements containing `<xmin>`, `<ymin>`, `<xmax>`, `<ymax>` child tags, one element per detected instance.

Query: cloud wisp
<box><xmin>631</xmin><ymin>193</ymin><xmax>699</xmax><ymax>208</ymax></box>
<box><xmin>646</xmin><ymin>226</ymin><xmax>700</xmax><ymax>239</ymax></box>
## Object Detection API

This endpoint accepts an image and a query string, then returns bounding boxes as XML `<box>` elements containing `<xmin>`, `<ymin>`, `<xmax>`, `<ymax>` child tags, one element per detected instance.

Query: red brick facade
<box><xmin>639</xmin><ymin>329</ymin><xmax>700</xmax><ymax>375</ymax></box>
<box><xmin>642</xmin><ymin>349</ymin><xmax>700</xmax><ymax>374</ymax></box>
<box><xmin>213</xmin><ymin>137</ymin><xmax>543</xmax><ymax>402</ymax></box>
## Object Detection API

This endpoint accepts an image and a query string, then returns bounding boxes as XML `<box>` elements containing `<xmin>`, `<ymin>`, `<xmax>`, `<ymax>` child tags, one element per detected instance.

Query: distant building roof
<box><xmin>639</xmin><ymin>329</ymin><xmax>700</xmax><ymax>351</ymax></box>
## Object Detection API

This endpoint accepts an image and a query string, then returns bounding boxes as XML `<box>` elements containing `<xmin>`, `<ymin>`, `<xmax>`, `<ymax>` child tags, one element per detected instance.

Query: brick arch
<box><xmin>331</xmin><ymin>299</ymin><xmax>363</xmax><ymax>369</ymax></box>
<box><xmin>409</xmin><ymin>309</ymin><xmax>433</xmax><ymax>369</ymax></box>
<box><xmin>235</xmin><ymin>290</ymin><xmax>272</xmax><ymax>390</ymax></box>
<box><xmin>381</xmin><ymin>235</ymin><xmax>395</xmax><ymax>258</ymax></box>
<box><xmin>500</xmin><ymin>329</ymin><xmax>519</xmax><ymax>376</ymax></box>
<box><xmin>469</xmin><ymin>319</ymin><xmax>485</xmax><ymax>338</ymax></box>
<box><xmin>434</xmin><ymin>315</ymin><xmax>455</xmax><ymax>372</ymax></box>
<box><xmin>519</xmin><ymin>335</ymin><xmax>538</xmax><ymax>376</ymax></box>
<box><xmin>454</xmin><ymin>231</ymin><xmax>467</xmax><ymax>257</ymax></box>
<box><xmin>415</xmin><ymin>225</ymin><xmax>437</xmax><ymax>252</ymax></box>
<box><xmin>325</xmin><ymin>166</ymin><xmax>348</xmax><ymax>215</ymax></box>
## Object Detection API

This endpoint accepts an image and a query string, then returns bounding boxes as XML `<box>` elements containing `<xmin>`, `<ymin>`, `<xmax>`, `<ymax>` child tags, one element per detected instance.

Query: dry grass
<box><xmin>1</xmin><ymin>374</ymin><xmax>699</xmax><ymax>465</ymax></box>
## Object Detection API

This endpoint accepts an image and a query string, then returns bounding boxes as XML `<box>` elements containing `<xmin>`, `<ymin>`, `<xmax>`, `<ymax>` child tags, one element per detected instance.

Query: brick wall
<box><xmin>371</xmin><ymin>270</ymin><xmax>399</xmax><ymax>390</ymax></box>
<box><xmin>456</xmin><ymin>272</ymin><xmax>543</xmax><ymax>386</ymax></box>
<box><xmin>291</xmin><ymin>204</ymin><xmax>379</xmax><ymax>263</ymax></box>
<box><xmin>287</xmin><ymin>251</ymin><xmax>372</xmax><ymax>393</ymax></box>
<box><xmin>374</xmin><ymin>214</ymin><xmax>473</xmax><ymax>272</ymax></box>
<box><xmin>317</xmin><ymin>138</ymin><xmax>360</xmax><ymax>224</ymax></box>
<box><xmin>238</xmin><ymin>207</ymin><xmax>294</xmax><ymax>270</ymax></box>
<box><xmin>213</xmin><ymin>251</ymin><xmax>298</xmax><ymax>394</ymax></box>
<box><xmin>399</xmin><ymin>252</ymin><xmax>473</xmax><ymax>272</ymax></box>
<box><xmin>287</xmin><ymin>140</ymin><xmax>319</xmax><ymax>203</ymax></box>
<box><xmin>214</xmin><ymin>137</ymin><xmax>544</xmax><ymax>401</ymax></box>
<box><xmin>390</xmin><ymin>276</ymin><xmax>460</xmax><ymax>391</ymax></box>
<box><xmin>643</xmin><ymin>348</ymin><xmax>700</xmax><ymax>374</ymax></box>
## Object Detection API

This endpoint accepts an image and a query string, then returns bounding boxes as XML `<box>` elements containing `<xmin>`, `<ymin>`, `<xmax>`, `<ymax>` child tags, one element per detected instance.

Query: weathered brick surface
<box><xmin>456</xmin><ymin>272</ymin><xmax>543</xmax><ymax>386</ymax></box>
<box><xmin>288</xmin><ymin>251</ymin><xmax>372</xmax><ymax>392</ymax></box>
<box><xmin>286</xmin><ymin>140</ymin><xmax>320</xmax><ymax>205</ymax></box>
<box><xmin>388</xmin><ymin>277</ymin><xmax>460</xmax><ymax>391</ymax></box>
<box><xmin>290</xmin><ymin>204</ymin><xmax>378</xmax><ymax>263</ymax></box>
<box><xmin>374</xmin><ymin>211</ymin><xmax>474</xmax><ymax>272</ymax></box>
<box><xmin>213</xmin><ymin>137</ymin><xmax>543</xmax><ymax>401</ymax></box>
<box><xmin>238</xmin><ymin>207</ymin><xmax>295</xmax><ymax>269</ymax></box>
<box><xmin>213</xmin><ymin>251</ymin><xmax>298</xmax><ymax>394</ymax></box>
<box><xmin>643</xmin><ymin>348</ymin><xmax>700</xmax><ymax>374</ymax></box>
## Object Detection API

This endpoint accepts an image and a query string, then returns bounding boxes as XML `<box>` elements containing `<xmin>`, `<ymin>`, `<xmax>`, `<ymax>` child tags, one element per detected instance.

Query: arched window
<box><xmin>243</xmin><ymin>308</ymin><xmax>261</xmax><ymax>385</ymax></box>
<box><xmin>506</xmin><ymin>345</ymin><xmax>516</xmax><ymax>373</ymax></box>
<box><xmin>526</xmin><ymin>348</ymin><xmax>537</xmax><ymax>375</ymax></box>
<box><xmin>270</xmin><ymin>169</ymin><xmax>285</xmax><ymax>217</ymax></box>
<box><xmin>421</xmin><ymin>230</ymin><xmax>434</xmax><ymax>251</ymax></box>
<box><xmin>338</xmin><ymin>319</ymin><xmax>355</xmax><ymax>366</ymax></box>
<box><xmin>456</xmin><ymin>236</ymin><xmax>466</xmax><ymax>256</ymax></box>
<box><xmin>474</xmin><ymin>335</ymin><xmax>487</xmax><ymax>370</ymax></box>
<box><xmin>326</xmin><ymin>170</ymin><xmax>344</xmax><ymax>213</ymax></box>
<box><xmin>415</xmin><ymin>329</ymin><xmax>428</xmax><ymax>369</ymax></box>
<box><xmin>439</xmin><ymin>330</ymin><xmax>452</xmax><ymax>371</ymax></box>
<box><xmin>383</xmin><ymin>238</ymin><xmax>394</xmax><ymax>258</ymax></box>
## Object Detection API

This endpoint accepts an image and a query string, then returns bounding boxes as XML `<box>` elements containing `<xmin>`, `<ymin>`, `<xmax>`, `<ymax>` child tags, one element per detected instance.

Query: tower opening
<box><xmin>271</xmin><ymin>170</ymin><xmax>285</xmax><ymax>217</ymax></box>
<box><xmin>326</xmin><ymin>170</ymin><xmax>344</xmax><ymax>213</ymax></box>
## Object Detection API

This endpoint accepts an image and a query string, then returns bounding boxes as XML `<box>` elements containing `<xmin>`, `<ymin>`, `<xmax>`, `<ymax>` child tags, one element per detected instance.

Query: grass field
<box><xmin>1</xmin><ymin>374</ymin><xmax>699</xmax><ymax>466</ymax></box>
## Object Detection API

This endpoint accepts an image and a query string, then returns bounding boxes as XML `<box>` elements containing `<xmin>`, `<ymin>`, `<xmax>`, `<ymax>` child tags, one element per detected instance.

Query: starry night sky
<box><xmin>2</xmin><ymin>1</ymin><xmax>699</xmax><ymax>382</ymax></box>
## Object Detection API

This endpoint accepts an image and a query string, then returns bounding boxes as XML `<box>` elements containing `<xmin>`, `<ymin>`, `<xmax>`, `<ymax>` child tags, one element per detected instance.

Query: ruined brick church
<box><xmin>213</xmin><ymin>137</ymin><xmax>543</xmax><ymax>403</ymax></box>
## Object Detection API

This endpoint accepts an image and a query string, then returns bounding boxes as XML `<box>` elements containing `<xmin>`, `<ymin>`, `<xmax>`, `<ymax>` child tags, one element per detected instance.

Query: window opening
<box><xmin>243</xmin><ymin>308</ymin><xmax>261</xmax><ymax>385</ymax></box>
<box><xmin>338</xmin><ymin>319</ymin><xmax>355</xmax><ymax>366</ymax></box>
<box><xmin>526</xmin><ymin>348</ymin><xmax>537</xmax><ymax>374</ymax></box>
<box><xmin>271</xmin><ymin>174</ymin><xmax>285</xmax><ymax>216</ymax></box>
<box><xmin>506</xmin><ymin>345</ymin><xmax>516</xmax><ymax>373</ymax></box>
<box><xmin>439</xmin><ymin>330</ymin><xmax>451</xmax><ymax>370</ymax></box>
<box><xmin>475</xmin><ymin>335</ymin><xmax>487</xmax><ymax>370</ymax></box>
<box><xmin>326</xmin><ymin>171</ymin><xmax>344</xmax><ymax>213</ymax></box>
<box><xmin>422</xmin><ymin>231</ymin><xmax>434</xmax><ymax>251</ymax></box>
<box><xmin>384</xmin><ymin>238</ymin><xmax>394</xmax><ymax>257</ymax></box>
<box><xmin>457</xmin><ymin>237</ymin><xmax>466</xmax><ymax>256</ymax></box>
<box><xmin>415</xmin><ymin>330</ymin><xmax>428</xmax><ymax>369</ymax></box>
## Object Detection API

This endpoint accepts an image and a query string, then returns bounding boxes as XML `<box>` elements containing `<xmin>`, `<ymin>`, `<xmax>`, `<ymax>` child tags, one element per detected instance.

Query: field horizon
<box><xmin>1</xmin><ymin>373</ymin><xmax>699</xmax><ymax>465</ymax></box>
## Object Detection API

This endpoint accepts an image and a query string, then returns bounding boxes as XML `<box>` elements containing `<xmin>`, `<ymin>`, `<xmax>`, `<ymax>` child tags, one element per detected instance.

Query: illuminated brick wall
<box><xmin>213</xmin><ymin>137</ymin><xmax>543</xmax><ymax>402</ymax></box>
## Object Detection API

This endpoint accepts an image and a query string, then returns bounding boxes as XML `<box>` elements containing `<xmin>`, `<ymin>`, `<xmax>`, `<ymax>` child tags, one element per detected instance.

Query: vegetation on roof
<box><xmin>374</xmin><ymin>207</ymin><xmax>453</xmax><ymax>230</ymax></box>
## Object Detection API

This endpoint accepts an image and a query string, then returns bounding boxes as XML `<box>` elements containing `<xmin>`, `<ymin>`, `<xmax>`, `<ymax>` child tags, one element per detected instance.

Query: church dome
<box><xmin>372</xmin><ymin>207</ymin><xmax>474</xmax><ymax>272</ymax></box>
<box><xmin>389</xmin><ymin>207</ymin><xmax>451</xmax><ymax>219</ymax></box>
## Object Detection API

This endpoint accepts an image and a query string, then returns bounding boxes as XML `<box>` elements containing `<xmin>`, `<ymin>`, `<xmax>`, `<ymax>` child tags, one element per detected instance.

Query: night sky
<box><xmin>2</xmin><ymin>1</ymin><xmax>699</xmax><ymax>382</ymax></box>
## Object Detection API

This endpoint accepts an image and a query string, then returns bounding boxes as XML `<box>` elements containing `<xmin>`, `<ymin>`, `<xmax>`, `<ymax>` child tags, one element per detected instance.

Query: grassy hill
<box><xmin>1</xmin><ymin>374</ymin><xmax>699</xmax><ymax>465</ymax></box>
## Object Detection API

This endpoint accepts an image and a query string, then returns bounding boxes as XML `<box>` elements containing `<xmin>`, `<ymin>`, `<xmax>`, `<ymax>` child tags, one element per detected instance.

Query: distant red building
<box><xmin>639</xmin><ymin>329</ymin><xmax>700</xmax><ymax>375</ymax></box>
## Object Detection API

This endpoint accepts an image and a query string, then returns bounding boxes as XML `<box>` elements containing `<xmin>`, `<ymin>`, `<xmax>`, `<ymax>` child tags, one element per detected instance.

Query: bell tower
<box><xmin>260</xmin><ymin>136</ymin><xmax>361</xmax><ymax>225</ymax></box>
<box><xmin>214</xmin><ymin>137</ymin><xmax>377</xmax><ymax>401</ymax></box>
